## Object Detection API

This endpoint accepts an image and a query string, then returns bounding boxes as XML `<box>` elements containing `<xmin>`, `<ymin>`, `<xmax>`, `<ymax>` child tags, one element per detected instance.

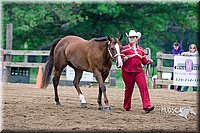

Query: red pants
<box><xmin>122</xmin><ymin>70</ymin><xmax>152</xmax><ymax>111</ymax></box>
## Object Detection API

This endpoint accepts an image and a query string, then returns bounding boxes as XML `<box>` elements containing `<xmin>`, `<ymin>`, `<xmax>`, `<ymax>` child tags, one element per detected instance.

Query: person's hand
<box><xmin>123</xmin><ymin>56</ymin><xmax>129</xmax><ymax>62</ymax></box>
<box><xmin>148</xmin><ymin>59</ymin><xmax>153</xmax><ymax>64</ymax></box>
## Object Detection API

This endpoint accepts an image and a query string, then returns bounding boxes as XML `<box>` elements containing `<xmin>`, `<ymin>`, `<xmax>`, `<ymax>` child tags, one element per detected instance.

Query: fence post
<box><xmin>5</xmin><ymin>23</ymin><xmax>13</xmax><ymax>82</ymax></box>
<box><xmin>156</xmin><ymin>52</ymin><xmax>163</xmax><ymax>89</ymax></box>
<box><xmin>0</xmin><ymin>48</ymin><xmax>4</xmax><ymax>82</ymax></box>
<box><xmin>24</xmin><ymin>42</ymin><xmax>28</xmax><ymax>62</ymax></box>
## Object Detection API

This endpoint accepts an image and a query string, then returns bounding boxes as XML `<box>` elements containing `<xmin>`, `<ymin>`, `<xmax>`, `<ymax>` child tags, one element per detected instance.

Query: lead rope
<box><xmin>145</xmin><ymin>63</ymin><xmax>155</xmax><ymax>83</ymax></box>
<box><xmin>146</xmin><ymin>64</ymin><xmax>151</xmax><ymax>77</ymax></box>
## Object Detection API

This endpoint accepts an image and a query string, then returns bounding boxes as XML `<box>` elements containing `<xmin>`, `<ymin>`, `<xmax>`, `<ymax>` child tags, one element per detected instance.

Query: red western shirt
<box><xmin>122</xmin><ymin>43</ymin><xmax>149</xmax><ymax>72</ymax></box>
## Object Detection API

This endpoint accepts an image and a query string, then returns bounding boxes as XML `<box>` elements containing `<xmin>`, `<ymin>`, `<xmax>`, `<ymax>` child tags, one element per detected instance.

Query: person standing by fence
<box><xmin>170</xmin><ymin>42</ymin><xmax>184</xmax><ymax>91</ymax></box>
<box><xmin>121</xmin><ymin>30</ymin><xmax>154</xmax><ymax>113</ymax></box>
<box><xmin>181</xmin><ymin>44</ymin><xmax>199</xmax><ymax>92</ymax></box>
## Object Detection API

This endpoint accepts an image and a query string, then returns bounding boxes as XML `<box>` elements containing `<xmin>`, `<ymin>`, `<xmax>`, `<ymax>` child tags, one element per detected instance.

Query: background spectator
<box><xmin>170</xmin><ymin>42</ymin><xmax>184</xmax><ymax>91</ymax></box>
<box><xmin>181</xmin><ymin>44</ymin><xmax>199</xmax><ymax>92</ymax></box>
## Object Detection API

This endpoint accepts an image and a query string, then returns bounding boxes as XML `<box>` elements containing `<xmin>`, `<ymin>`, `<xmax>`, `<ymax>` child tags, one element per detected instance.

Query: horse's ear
<box><xmin>107</xmin><ymin>35</ymin><xmax>112</xmax><ymax>41</ymax></box>
<box><xmin>119</xmin><ymin>35</ymin><xmax>123</xmax><ymax>41</ymax></box>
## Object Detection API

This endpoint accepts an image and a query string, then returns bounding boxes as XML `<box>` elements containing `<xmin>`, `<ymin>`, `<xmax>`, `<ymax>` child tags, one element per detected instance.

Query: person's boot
<box><xmin>143</xmin><ymin>106</ymin><xmax>154</xmax><ymax>113</ymax></box>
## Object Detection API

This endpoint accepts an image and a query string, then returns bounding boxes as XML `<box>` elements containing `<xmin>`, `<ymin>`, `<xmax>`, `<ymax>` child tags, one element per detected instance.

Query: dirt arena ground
<box><xmin>1</xmin><ymin>83</ymin><xmax>199</xmax><ymax>132</ymax></box>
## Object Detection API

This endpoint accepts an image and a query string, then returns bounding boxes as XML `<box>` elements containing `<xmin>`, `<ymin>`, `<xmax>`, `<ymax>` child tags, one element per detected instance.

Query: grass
<box><xmin>183</xmin><ymin>86</ymin><xmax>199</xmax><ymax>92</ymax></box>
<box><xmin>30</xmin><ymin>68</ymin><xmax>38</xmax><ymax>84</ymax></box>
<box><xmin>116</xmin><ymin>78</ymin><xmax>124</xmax><ymax>89</ymax></box>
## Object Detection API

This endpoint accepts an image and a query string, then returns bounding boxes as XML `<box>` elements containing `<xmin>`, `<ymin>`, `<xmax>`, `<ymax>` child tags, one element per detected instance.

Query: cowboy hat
<box><xmin>126</xmin><ymin>30</ymin><xmax>141</xmax><ymax>39</ymax></box>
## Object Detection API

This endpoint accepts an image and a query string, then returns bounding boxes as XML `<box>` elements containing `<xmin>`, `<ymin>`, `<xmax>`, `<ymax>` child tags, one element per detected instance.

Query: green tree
<box><xmin>3</xmin><ymin>3</ymin><xmax>87</xmax><ymax>50</ymax></box>
<box><xmin>2</xmin><ymin>2</ymin><xmax>198</xmax><ymax>64</ymax></box>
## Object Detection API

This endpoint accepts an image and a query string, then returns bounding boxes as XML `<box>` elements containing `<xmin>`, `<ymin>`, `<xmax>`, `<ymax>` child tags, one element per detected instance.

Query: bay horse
<box><xmin>42</xmin><ymin>35</ymin><xmax>124</xmax><ymax>111</ymax></box>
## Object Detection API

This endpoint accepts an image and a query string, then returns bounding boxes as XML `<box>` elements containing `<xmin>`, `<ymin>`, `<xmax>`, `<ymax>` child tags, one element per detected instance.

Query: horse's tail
<box><xmin>42</xmin><ymin>38</ymin><xmax>62</xmax><ymax>89</ymax></box>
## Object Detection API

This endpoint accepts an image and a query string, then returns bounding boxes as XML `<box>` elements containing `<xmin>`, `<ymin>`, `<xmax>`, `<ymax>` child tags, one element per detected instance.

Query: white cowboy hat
<box><xmin>126</xmin><ymin>30</ymin><xmax>141</xmax><ymax>39</ymax></box>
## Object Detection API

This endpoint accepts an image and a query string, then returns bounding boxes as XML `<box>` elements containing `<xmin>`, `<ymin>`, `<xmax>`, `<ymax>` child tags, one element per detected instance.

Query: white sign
<box><xmin>173</xmin><ymin>55</ymin><xmax>199</xmax><ymax>86</ymax></box>
<box><xmin>66</xmin><ymin>66</ymin><xmax>94</xmax><ymax>82</ymax></box>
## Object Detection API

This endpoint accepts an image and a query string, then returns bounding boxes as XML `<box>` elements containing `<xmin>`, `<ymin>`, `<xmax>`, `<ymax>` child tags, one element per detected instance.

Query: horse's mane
<box><xmin>93</xmin><ymin>37</ymin><xmax>108</xmax><ymax>41</ymax></box>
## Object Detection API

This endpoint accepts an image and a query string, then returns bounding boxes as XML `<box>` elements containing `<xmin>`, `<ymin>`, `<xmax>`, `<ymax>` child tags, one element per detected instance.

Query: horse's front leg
<box><xmin>97</xmin><ymin>87</ymin><xmax>103</xmax><ymax>110</ymax></box>
<box><xmin>94</xmin><ymin>70</ymin><xmax>111</xmax><ymax>111</ymax></box>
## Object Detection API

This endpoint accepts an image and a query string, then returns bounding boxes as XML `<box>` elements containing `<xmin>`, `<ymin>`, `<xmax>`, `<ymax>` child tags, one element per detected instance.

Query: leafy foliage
<box><xmin>2</xmin><ymin>2</ymin><xmax>198</xmax><ymax>64</ymax></box>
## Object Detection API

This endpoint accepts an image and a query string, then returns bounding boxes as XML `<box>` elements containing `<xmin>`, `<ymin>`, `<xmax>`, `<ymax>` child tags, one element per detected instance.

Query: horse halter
<box><xmin>107</xmin><ymin>40</ymin><xmax>125</xmax><ymax>59</ymax></box>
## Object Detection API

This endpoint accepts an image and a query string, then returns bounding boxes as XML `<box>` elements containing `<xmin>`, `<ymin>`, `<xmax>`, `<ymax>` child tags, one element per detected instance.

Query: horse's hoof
<box><xmin>98</xmin><ymin>106</ymin><xmax>104</xmax><ymax>110</ymax></box>
<box><xmin>80</xmin><ymin>103</ymin><xmax>87</xmax><ymax>108</ymax></box>
<box><xmin>104</xmin><ymin>106</ymin><xmax>111</xmax><ymax>111</ymax></box>
<box><xmin>56</xmin><ymin>102</ymin><xmax>61</xmax><ymax>106</ymax></box>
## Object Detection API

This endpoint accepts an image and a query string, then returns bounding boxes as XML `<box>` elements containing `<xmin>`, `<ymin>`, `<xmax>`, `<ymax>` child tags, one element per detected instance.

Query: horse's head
<box><xmin>107</xmin><ymin>35</ymin><xmax>124</xmax><ymax>68</ymax></box>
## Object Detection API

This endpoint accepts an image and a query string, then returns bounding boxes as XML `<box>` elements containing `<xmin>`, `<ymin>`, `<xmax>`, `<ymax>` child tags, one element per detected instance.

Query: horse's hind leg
<box><xmin>73</xmin><ymin>69</ymin><xmax>87</xmax><ymax>108</ymax></box>
<box><xmin>53</xmin><ymin>62</ymin><xmax>67</xmax><ymax>105</ymax></box>
<box><xmin>53</xmin><ymin>69</ymin><xmax>62</xmax><ymax>105</ymax></box>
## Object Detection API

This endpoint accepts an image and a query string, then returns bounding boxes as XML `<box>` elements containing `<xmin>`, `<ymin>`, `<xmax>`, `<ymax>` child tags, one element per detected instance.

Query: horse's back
<box><xmin>55</xmin><ymin>35</ymin><xmax>91</xmax><ymax>54</ymax></box>
<box><xmin>63</xmin><ymin>35</ymin><xmax>89</xmax><ymax>44</ymax></box>
<box><xmin>54</xmin><ymin>35</ymin><xmax>93</xmax><ymax>71</ymax></box>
